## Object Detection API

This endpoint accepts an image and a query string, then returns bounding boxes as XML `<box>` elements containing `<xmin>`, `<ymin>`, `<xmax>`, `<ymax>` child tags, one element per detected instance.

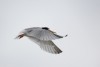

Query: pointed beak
<box><xmin>15</xmin><ymin>33</ymin><xmax>25</xmax><ymax>39</ymax></box>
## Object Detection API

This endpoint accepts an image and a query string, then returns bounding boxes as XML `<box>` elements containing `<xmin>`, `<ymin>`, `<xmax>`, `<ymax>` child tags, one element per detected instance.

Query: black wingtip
<box><xmin>58</xmin><ymin>50</ymin><xmax>63</xmax><ymax>54</ymax></box>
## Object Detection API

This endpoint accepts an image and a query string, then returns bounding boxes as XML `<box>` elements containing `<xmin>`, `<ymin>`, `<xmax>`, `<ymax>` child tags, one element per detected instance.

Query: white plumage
<box><xmin>16</xmin><ymin>27</ymin><xmax>67</xmax><ymax>54</ymax></box>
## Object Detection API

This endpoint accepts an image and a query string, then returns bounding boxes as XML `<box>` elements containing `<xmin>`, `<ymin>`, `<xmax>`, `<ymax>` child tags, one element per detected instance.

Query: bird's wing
<box><xmin>28</xmin><ymin>37</ymin><xmax>62</xmax><ymax>54</ymax></box>
<box><xmin>26</xmin><ymin>27</ymin><xmax>63</xmax><ymax>41</ymax></box>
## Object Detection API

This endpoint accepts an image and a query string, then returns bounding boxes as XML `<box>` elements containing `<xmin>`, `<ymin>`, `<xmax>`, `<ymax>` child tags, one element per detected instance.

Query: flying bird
<box><xmin>15</xmin><ymin>27</ymin><xmax>67</xmax><ymax>54</ymax></box>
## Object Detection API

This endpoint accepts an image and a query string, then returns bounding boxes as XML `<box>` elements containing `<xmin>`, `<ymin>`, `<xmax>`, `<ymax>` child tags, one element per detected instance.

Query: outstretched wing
<box><xmin>28</xmin><ymin>36</ymin><xmax>62</xmax><ymax>54</ymax></box>
<box><xmin>25</xmin><ymin>27</ymin><xmax>63</xmax><ymax>41</ymax></box>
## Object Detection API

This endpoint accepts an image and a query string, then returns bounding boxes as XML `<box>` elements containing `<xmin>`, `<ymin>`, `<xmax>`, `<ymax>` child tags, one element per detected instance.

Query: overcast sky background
<box><xmin>0</xmin><ymin>0</ymin><xmax>100</xmax><ymax>67</ymax></box>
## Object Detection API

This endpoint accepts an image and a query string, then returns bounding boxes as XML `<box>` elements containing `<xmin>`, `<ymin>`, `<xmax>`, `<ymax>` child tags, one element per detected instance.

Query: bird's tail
<box><xmin>65</xmin><ymin>34</ymin><xmax>68</xmax><ymax>37</ymax></box>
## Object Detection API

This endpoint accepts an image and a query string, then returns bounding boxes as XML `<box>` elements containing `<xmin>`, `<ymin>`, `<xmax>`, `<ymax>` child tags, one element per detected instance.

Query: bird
<box><xmin>15</xmin><ymin>27</ymin><xmax>67</xmax><ymax>54</ymax></box>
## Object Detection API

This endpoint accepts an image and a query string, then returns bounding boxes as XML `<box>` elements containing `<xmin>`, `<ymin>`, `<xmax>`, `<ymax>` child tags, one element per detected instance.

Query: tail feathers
<box><xmin>65</xmin><ymin>34</ymin><xmax>68</xmax><ymax>37</ymax></box>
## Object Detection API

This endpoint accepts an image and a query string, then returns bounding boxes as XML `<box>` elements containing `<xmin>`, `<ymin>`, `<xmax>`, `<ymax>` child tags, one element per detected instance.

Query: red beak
<box><xmin>15</xmin><ymin>34</ymin><xmax>24</xmax><ymax>39</ymax></box>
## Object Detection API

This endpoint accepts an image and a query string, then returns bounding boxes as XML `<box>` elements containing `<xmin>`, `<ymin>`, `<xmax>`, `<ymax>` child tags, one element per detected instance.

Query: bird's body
<box><xmin>16</xmin><ymin>27</ymin><xmax>67</xmax><ymax>54</ymax></box>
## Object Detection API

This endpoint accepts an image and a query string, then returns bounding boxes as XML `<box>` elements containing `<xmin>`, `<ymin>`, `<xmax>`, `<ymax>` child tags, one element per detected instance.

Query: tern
<box><xmin>16</xmin><ymin>27</ymin><xmax>67</xmax><ymax>54</ymax></box>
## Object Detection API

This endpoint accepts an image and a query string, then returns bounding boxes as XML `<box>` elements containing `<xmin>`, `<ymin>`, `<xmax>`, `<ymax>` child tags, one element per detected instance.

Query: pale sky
<box><xmin>0</xmin><ymin>0</ymin><xmax>100</xmax><ymax>67</ymax></box>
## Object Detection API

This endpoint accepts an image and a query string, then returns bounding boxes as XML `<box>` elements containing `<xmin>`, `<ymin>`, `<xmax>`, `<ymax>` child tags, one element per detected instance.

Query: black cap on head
<box><xmin>42</xmin><ymin>27</ymin><xmax>49</xmax><ymax>30</ymax></box>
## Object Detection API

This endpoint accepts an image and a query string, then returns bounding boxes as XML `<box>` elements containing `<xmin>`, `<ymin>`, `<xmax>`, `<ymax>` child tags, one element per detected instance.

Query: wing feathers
<box><xmin>28</xmin><ymin>37</ymin><xmax>62</xmax><ymax>54</ymax></box>
<box><xmin>25</xmin><ymin>27</ymin><xmax>63</xmax><ymax>54</ymax></box>
<box><xmin>26</xmin><ymin>27</ymin><xmax>64</xmax><ymax>41</ymax></box>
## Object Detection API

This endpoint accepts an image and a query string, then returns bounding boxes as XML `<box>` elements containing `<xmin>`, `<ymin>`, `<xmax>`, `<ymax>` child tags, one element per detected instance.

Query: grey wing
<box><xmin>26</xmin><ymin>27</ymin><xmax>63</xmax><ymax>41</ymax></box>
<box><xmin>28</xmin><ymin>37</ymin><xmax>62</xmax><ymax>54</ymax></box>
